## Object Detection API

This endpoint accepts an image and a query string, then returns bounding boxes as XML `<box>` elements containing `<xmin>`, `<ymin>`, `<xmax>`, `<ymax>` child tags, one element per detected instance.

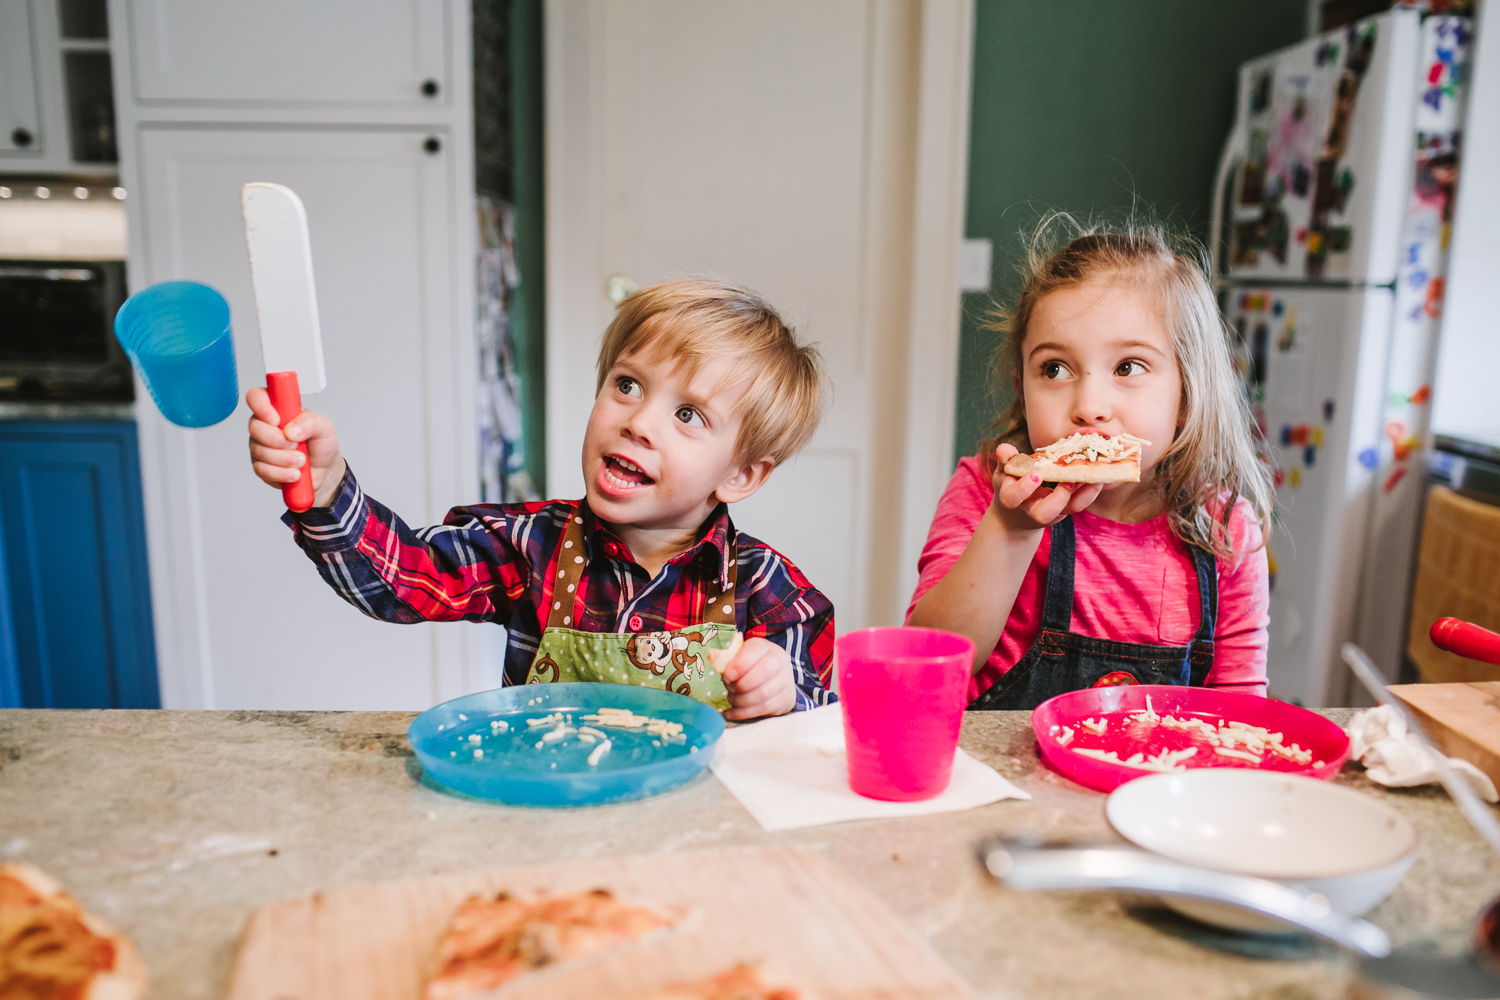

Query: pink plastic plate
<box><xmin>1032</xmin><ymin>685</ymin><xmax>1350</xmax><ymax>793</ymax></box>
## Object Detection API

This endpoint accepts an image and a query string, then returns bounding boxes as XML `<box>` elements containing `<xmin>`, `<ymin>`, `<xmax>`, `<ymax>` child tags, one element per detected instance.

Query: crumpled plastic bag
<box><xmin>1347</xmin><ymin>705</ymin><xmax>1499</xmax><ymax>803</ymax></box>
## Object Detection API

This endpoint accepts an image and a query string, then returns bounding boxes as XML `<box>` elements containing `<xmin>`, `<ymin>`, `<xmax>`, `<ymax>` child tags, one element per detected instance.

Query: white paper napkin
<box><xmin>1347</xmin><ymin>705</ymin><xmax>1498</xmax><ymax>802</ymax></box>
<box><xmin>709</xmin><ymin>703</ymin><xmax>1030</xmax><ymax>832</ymax></box>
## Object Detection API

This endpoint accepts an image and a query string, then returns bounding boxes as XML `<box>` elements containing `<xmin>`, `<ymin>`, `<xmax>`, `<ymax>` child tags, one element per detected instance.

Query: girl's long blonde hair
<box><xmin>980</xmin><ymin>214</ymin><xmax>1272</xmax><ymax>559</ymax></box>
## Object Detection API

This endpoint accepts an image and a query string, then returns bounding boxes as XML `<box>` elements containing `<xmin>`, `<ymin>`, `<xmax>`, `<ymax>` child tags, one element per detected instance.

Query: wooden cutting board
<box><xmin>225</xmin><ymin>846</ymin><xmax>976</xmax><ymax>1000</ymax></box>
<box><xmin>1389</xmin><ymin>682</ymin><xmax>1500</xmax><ymax>788</ymax></box>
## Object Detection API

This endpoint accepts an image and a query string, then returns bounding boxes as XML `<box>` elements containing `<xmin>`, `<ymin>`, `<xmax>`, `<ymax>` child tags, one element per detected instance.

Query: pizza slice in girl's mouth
<box><xmin>604</xmin><ymin>455</ymin><xmax>656</xmax><ymax>487</ymax></box>
<box><xmin>1003</xmin><ymin>432</ymin><xmax>1151</xmax><ymax>484</ymax></box>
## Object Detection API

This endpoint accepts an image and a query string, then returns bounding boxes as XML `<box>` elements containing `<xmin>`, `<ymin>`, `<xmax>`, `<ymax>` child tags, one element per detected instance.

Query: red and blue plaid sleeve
<box><xmin>736</xmin><ymin>534</ymin><xmax>837</xmax><ymax>710</ymax></box>
<box><xmin>282</xmin><ymin>464</ymin><xmax>546</xmax><ymax>624</ymax></box>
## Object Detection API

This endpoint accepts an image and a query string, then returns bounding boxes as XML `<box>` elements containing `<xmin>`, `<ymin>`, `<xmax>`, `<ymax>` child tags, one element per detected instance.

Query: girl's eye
<box><xmin>675</xmin><ymin>406</ymin><xmax>704</xmax><ymax>428</ymax></box>
<box><xmin>1040</xmin><ymin>360</ymin><xmax>1072</xmax><ymax>380</ymax></box>
<box><xmin>1114</xmin><ymin>359</ymin><xmax>1148</xmax><ymax>377</ymax></box>
<box><xmin>616</xmin><ymin>376</ymin><xmax>642</xmax><ymax>398</ymax></box>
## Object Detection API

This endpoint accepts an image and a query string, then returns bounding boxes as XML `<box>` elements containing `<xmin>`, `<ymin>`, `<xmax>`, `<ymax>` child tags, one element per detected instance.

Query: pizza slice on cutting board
<box><xmin>0</xmin><ymin>863</ymin><xmax>147</xmax><ymax>1000</ymax></box>
<box><xmin>645</xmin><ymin>962</ymin><xmax>813</xmax><ymax>1000</ymax></box>
<box><xmin>423</xmin><ymin>888</ymin><xmax>688</xmax><ymax>1000</ymax></box>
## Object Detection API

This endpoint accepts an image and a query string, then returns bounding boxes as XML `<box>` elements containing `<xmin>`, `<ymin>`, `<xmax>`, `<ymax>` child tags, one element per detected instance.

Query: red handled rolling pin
<box><xmin>1431</xmin><ymin>618</ymin><xmax>1500</xmax><ymax>667</ymax></box>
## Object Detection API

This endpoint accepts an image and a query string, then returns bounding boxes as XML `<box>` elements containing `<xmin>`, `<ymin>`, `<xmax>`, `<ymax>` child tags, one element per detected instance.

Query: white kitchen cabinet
<box><xmin>0</xmin><ymin>0</ymin><xmax>44</xmax><ymax>162</ymax></box>
<box><xmin>125</xmin><ymin>0</ymin><xmax>451</xmax><ymax>109</ymax></box>
<box><xmin>130</xmin><ymin>127</ymin><xmax>475</xmax><ymax>710</ymax></box>
<box><xmin>110</xmin><ymin>0</ymin><xmax>481</xmax><ymax>709</ymax></box>
<box><xmin>1</xmin><ymin>0</ymin><xmax>116</xmax><ymax>171</ymax></box>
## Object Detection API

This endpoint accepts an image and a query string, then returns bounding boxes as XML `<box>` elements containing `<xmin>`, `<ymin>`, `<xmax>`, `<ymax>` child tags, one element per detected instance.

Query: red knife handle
<box><xmin>1431</xmin><ymin>618</ymin><xmax>1500</xmax><ymax>666</ymax></box>
<box><xmin>266</xmin><ymin>371</ymin><xmax>313</xmax><ymax>512</ymax></box>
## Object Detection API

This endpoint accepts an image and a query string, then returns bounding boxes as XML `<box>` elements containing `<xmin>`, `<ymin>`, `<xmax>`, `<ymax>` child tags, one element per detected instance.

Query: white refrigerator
<box><xmin>1212</xmin><ymin>9</ymin><xmax>1475</xmax><ymax>705</ymax></box>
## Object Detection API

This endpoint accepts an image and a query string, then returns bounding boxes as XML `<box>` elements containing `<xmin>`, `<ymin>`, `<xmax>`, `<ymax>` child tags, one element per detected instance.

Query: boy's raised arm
<box><xmin>246</xmin><ymin>389</ymin><xmax>533</xmax><ymax>626</ymax></box>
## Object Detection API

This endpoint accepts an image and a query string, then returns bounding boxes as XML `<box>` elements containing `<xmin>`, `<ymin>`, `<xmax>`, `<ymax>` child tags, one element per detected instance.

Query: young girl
<box><xmin>907</xmin><ymin>220</ymin><xmax>1273</xmax><ymax>709</ymax></box>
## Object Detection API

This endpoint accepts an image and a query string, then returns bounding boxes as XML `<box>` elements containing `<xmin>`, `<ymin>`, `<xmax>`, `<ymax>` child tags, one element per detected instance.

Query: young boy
<box><xmin>246</xmin><ymin>279</ymin><xmax>835</xmax><ymax>718</ymax></box>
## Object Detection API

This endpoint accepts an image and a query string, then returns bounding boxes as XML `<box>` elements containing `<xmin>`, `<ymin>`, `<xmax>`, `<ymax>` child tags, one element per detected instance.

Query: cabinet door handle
<box><xmin>421</xmin><ymin>78</ymin><xmax>440</xmax><ymax>97</ymax></box>
<box><xmin>10</xmin><ymin>128</ymin><xmax>33</xmax><ymax>148</ymax></box>
<box><xmin>424</xmin><ymin>137</ymin><xmax>441</xmax><ymax>154</ymax></box>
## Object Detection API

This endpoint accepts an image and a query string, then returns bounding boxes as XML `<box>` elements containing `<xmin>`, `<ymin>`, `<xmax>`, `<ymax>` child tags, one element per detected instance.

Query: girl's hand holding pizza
<box><xmin>990</xmin><ymin>442</ymin><xmax>1102</xmax><ymax>533</ymax></box>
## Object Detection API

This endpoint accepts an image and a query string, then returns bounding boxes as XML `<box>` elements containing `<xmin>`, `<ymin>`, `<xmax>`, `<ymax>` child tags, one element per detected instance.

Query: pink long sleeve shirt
<box><xmin>907</xmin><ymin>456</ymin><xmax>1270</xmax><ymax>704</ymax></box>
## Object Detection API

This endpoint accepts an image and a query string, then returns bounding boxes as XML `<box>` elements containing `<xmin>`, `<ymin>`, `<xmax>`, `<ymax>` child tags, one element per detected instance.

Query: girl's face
<box><xmin>1019</xmin><ymin>277</ymin><xmax>1181</xmax><ymax>483</ymax></box>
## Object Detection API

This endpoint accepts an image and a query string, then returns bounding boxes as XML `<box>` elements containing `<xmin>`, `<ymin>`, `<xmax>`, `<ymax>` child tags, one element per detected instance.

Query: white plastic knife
<box><xmin>242</xmin><ymin>182</ymin><xmax>325</xmax><ymax>511</ymax></box>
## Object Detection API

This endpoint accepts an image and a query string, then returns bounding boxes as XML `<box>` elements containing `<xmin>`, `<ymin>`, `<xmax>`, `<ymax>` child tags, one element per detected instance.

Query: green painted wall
<box><xmin>509</xmin><ymin>0</ymin><xmax>547</xmax><ymax>495</ymax></box>
<box><xmin>955</xmin><ymin>0</ymin><xmax>1310</xmax><ymax>464</ymax></box>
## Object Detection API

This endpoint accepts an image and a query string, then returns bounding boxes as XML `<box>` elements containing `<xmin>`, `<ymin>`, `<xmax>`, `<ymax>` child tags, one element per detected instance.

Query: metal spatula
<box><xmin>242</xmin><ymin>182</ymin><xmax>326</xmax><ymax>512</ymax></box>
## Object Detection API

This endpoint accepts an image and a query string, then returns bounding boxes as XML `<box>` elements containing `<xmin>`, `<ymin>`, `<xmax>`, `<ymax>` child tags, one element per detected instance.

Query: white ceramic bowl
<box><xmin>1106</xmin><ymin>769</ymin><xmax>1418</xmax><ymax>932</ymax></box>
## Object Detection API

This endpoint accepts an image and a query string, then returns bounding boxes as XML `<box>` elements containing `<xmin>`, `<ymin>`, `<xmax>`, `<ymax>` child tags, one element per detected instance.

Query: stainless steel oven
<box><xmin>0</xmin><ymin>258</ymin><xmax>132</xmax><ymax>401</ymax></box>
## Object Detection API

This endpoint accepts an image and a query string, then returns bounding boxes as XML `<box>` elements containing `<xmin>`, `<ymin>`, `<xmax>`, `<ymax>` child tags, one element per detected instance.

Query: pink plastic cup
<box><xmin>837</xmin><ymin>627</ymin><xmax>975</xmax><ymax>801</ymax></box>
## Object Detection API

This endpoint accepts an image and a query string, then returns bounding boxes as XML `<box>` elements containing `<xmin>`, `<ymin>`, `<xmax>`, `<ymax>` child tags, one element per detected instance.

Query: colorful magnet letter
<box><xmin>1323</xmin><ymin>399</ymin><xmax>1335</xmax><ymax>422</ymax></box>
<box><xmin>1358</xmin><ymin>447</ymin><xmax>1379</xmax><ymax>471</ymax></box>
<box><xmin>1411</xmin><ymin>384</ymin><xmax>1432</xmax><ymax>404</ymax></box>
<box><xmin>1383</xmin><ymin>466</ymin><xmax>1408</xmax><ymax>493</ymax></box>
<box><xmin>1288</xmin><ymin>467</ymin><xmax>1303</xmax><ymax>488</ymax></box>
<box><xmin>1304</xmin><ymin>445</ymin><xmax>1317</xmax><ymax>467</ymax></box>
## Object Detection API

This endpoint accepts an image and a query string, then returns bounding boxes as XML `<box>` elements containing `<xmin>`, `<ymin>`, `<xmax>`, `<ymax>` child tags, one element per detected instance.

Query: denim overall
<box><xmin>525</xmin><ymin>502</ymin><xmax>737</xmax><ymax>712</ymax></box>
<box><xmin>968</xmin><ymin>515</ymin><xmax>1218</xmax><ymax>711</ymax></box>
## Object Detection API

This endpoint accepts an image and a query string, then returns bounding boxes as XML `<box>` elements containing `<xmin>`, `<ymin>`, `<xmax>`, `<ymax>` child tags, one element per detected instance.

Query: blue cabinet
<box><xmin>0</xmin><ymin>421</ymin><xmax>159</xmax><ymax>708</ymax></box>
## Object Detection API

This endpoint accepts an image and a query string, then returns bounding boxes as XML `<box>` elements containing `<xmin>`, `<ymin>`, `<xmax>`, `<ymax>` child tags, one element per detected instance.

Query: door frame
<box><xmin>543</xmin><ymin>0</ymin><xmax>975</xmax><ymax>626</ymax></box>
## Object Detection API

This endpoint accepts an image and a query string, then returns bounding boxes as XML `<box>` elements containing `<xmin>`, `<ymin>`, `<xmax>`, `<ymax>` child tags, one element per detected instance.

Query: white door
<box><xmin>123</xmin><ymin>0</ymin><xmax>451</xmax><ymax>107</ymax></box>
<box><xmin>133</xmin><ymin>127</ymin><xmax>475</xmax><ymax>709</ymax></box>
<box><xmin>545</xmin><ymin>0</ymin><xmax>972</xmax><ymax>630</ymax></box>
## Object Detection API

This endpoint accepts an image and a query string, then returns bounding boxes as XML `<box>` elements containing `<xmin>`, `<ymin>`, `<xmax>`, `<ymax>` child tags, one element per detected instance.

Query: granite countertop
<box><xmin>1</xmin><ymin>707</ymin><xmax>1496</xmax><ymax>999</ymax></box>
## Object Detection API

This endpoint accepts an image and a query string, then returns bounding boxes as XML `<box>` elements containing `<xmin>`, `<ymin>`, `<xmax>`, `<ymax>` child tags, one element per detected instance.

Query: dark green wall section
<box><xmin>509</xmin><ymin>0</ymin><xmax>547</xmax><ymax>495</ymax></box>
<box><xmin>955</xmin><ymin>0</ymin><xmax>1310</xmax><ymax>464</ymax></box>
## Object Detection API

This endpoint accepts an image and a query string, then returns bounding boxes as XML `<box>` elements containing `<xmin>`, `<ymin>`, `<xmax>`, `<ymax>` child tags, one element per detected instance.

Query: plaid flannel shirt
<box><xmin>283</xmin><ymin>466</ymin><xmax>837</xmax><ymax>710</ymax></box>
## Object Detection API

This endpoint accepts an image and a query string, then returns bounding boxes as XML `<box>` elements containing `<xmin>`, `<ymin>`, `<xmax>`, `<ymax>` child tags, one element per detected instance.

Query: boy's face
<box><xmin>582</xmin><ymin>348</ymin><xmax>771</xmax><ymax>532</ymax></box>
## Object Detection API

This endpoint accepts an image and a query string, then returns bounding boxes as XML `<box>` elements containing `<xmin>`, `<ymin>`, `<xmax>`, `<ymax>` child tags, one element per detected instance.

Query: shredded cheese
<box><xmin>1036</xmin><ymin>432</ymin><xmax>1149</xmax><ymax>466</ymax></box>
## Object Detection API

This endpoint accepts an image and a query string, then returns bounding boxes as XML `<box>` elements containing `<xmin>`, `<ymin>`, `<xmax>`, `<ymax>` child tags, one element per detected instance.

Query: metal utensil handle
<box><xmin>981</xmin><ymin>840</ymin><xmax>1391</xmax><ymax>958</ymax></box>
<box><xmin>1342</xmin><ymin>642</ymin><xmax>1500</xmax><ymax>859</ymax></box>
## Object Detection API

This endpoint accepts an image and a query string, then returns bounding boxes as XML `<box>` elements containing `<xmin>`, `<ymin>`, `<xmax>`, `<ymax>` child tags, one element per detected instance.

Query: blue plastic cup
<box><xmin>114</xmin><ymin>281</ymin><xmax>238</xmax><ymax>428</ymax></box>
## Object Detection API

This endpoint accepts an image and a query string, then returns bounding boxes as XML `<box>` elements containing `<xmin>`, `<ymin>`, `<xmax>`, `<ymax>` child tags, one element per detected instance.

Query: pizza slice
<box><xmin>1002</xmin><ymin>432</ymin><xmax>1150</xmax><ymax>484</ymax></box>
<box><xmin>0</xmin><ymin>863</ymin><xmax>147</xmax><ymax>1000</ymax></box>
<box><xmin>646</xmin><ymin>963</ymin><xmax>811</xmax><ymax>1000</ymax></box>
<box><xmin>704</xmin><ymin>631</ymin><xmax>744</xmax><ymax>675</ymax></box>
<box><xmin>423</xmin><ymin>888</ymin><xmax>684</xmax><ymax>1000</ymax></box>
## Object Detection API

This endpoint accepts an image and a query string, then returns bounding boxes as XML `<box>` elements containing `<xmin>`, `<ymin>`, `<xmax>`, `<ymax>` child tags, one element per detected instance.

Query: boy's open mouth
<box><xmin>603</xmin><ymin>455</ymin><xmax>655</xmax><ymax>488</ymax></box>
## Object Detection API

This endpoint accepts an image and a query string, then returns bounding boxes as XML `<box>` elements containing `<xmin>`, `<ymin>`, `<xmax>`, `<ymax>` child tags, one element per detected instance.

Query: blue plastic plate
<box><xmin>408</xmin><ymin>683</ymin><xmax>725</xmax><ymax>807</ymax></box>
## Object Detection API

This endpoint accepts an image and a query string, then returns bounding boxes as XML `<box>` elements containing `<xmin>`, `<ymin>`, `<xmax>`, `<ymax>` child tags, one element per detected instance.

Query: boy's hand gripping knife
<box><xmin>242</xmin><ymin>182</ymin><xmax>327</xmax><ymax>512</ymax></box>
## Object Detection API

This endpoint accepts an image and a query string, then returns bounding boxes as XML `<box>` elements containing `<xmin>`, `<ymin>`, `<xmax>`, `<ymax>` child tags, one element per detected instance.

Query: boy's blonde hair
<box><xmin>981</xmin><ymin>215</ymin><xmax>1273</xmax><ymax>558</ymax></box>
<box><xmin>595</xmin><ymin>278</ymin><xmax>827</xmax><ymax>466</ymax></box>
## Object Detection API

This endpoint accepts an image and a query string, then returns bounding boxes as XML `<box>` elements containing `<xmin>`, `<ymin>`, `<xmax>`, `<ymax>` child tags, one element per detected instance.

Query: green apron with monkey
<box><xmin>524</xmin><ymin>503</ymin><xmax>736</xmax><ymax>713</ymax></box>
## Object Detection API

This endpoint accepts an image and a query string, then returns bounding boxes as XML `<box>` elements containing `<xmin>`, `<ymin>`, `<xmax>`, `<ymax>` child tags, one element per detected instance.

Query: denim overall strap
<box><xmin>1184</xmin><ymin>538</ymin><xmax>1218</xmax><ymax>687</ymax></box>
<box><xmin>1038</xmin><ymin>517</ymin><xmax>1077</xmax><ymax>634</ymax></box>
